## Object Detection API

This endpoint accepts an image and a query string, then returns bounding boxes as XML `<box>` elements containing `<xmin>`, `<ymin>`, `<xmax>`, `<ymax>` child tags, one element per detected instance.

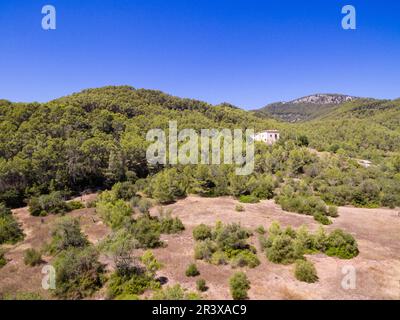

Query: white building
<box><xmin>251</xmin><ymin>130</ymin><xmax>280</xmax><ymax>145</ymax></box>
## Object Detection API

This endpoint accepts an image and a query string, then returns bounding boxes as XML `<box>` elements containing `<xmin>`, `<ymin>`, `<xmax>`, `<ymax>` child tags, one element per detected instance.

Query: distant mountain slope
<box><xmin>253</xmin><ymin>94</ymin><xmax>358</xmax><ymax>122</ymax></box>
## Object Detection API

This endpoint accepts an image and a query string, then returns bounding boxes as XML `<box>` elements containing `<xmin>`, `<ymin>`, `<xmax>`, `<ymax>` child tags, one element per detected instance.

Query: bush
<box><xmin>28</xmin><ymin>191</ymin><xmax>69</xmax><ymax>216</ymax></box>
<box><xmin>137</xmin><ymin>198</ymin><xmax>152</xmax><ymax>214</ymax></box>
<box><xmin>0</xmin><ymin>249</ymin><xmax>6</xmax><ymax>268</ymax></box>
<box><xmin>229</xmin><ymin>272</ymin><xmax>250</xmax><ymax>300</ymax></box>
<box><xmin>66</xmin><ymin>201</ymin><xmax>84</xmax><ymax>211</ymax></box>
<box><xmin>255</xmin><ymin>226</ymin><xmax>266</xmax><ymax>235</ymax></box>
<box><xmin>131</xmin><ymin>216</ymin><xmax>161</xmax><ymax>248</ymax></box>
<box><xmin>112</xmin><ymin>181</ymin><xmax>137</xmax><ymax>201</ymax></box>
<box><xmin>194</xmin><ymin>240</ymin><xmax>217</xmax><ymax>261</ymax></box>
<box><xmin>152</xmin><ymin>284</ymin><xmax>201</xmax><ymax>300</ymax></box>
<box><xmin>96</xmin><ymin>196</ymin><xmax>133</xmax><ymax>230</ymax></box>
<box><xmin>23</xmin><ymin>248</ymin><xmax>42</xmax><ymax>266</ymax></box>
<box><xmin>107</xmin><ymin>270</ymin><xmax>158</xmax><ymax>299</ymax></box>
<box><xmin>48</xmin><ymin>217</ymin><xmax>89</xmax><ymax>254</ymax></box>
<box><xmin>238</xmin><ymin>195</ymin><xmax>259</xmax><ymax>203</ymax></box>
<box><xmin>210</xmin><ymin>250</ymin><xmax>229</xmax><ymax>265</ymax></box>
<box><xmin>196</xmin><ymin>279</ymin><xmax>207</xmax><ymax>292</ymax></box>
<box><xmin>327</xmin><ymin>206</ymin><xmax>339</xmax><ymax>217</ymax></box>
<box><xmin>325</xmin><ymin>229</ymin><xmax>359</xmax><ymax>259</ymax></box>
<box><xmin>294</xmin><ymin>259</ymin><xmax>318</xmax><ymax>283</ymax></box>
<box><xmin>265</xmin><ymin>234</ymin><xmax>301</xmax><ymax>264</ymax></box>
<box><xmin>313</xmin><ymin>212</ymin><xmax>332</xmax><ymax>225</ymax></box>
<box><xmin>159</xmin><ymin>210</ymin><xmax>185</xmax><ymax>234</ymax></box>
<box><xmin>193</xmin><ymin>224</ymin><xmax>212</xmax><ymax>241</ymax></box>
<box><xmin>0</xmin><ymin>204</ymin><xmax>24</xmax><ymax>244</ymax></box>
<box><xmin>235</xmin><ymin>204</ymin><xmax>244</xmax><ymax>212</ymax></box>
<box><xmin>185</xmin><ymin>263</ymin><xmax>200</xmax><ymax>277</ymax></box>
<box><xmin>231</xmin><ymin>250</ymin><xmax>260</xmax><ymax>268</ymax></box>
<box><xmin>53</xmin><ymin>246</ymin><xmax>104</xmax><ymax>299</ymax></box>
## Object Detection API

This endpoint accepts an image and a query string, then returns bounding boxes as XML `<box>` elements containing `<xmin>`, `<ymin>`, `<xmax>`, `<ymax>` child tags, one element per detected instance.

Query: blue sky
<box><xmin>0</xmin><ymin>0</ymin><xmax>399</xmax><ymax>109</ymax></box>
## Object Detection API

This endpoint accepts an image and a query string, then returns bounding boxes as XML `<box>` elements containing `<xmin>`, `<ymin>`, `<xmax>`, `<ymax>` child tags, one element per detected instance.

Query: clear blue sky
<box><xmin>0</xmin><ymin>0</ymin><xmax>399</xmax><ymax>109</ymax></box>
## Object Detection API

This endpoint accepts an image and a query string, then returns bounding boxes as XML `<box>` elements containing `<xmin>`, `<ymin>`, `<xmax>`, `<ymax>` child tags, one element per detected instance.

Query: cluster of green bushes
<box><xmin>147</xmin><ymin>167</ymin><xmax>276</xmax><ymax>204</ymax></box>
<box><xmin>106</xmin><ymin>250</ymin><xmax>162</xmax><ymax>300</ymax></box>
<box><xmin>53</xmin><ymin>246</ymin><xmax>105</xmax><ymax>299</ymax></box>
<box><xmin>0</xmin><ymin>203</ymin><xmax>24</xmax><ymax>244</ymax></box>
<box><xmin>259</xmin><ymin>222</ymin><xmax>359</xmax><ymax>265</ymax></box>
<box><xmin>193</xmin><ymin>222</ymin><xmax>260</xmax><ymax>268</ymax></box>
<box><xmin>96</xmin><ymin>187</ymin><xmax>185</xmax><ymax>249</ymax></box>
<box><xmin>29</xmin><ymin>191</ymin><xmax>84</xmax><ymax>216</ymax></box>
<box><xmin>45</xmin><ymin>217</ymin><xmax>104</xmax><ymax>299</ymax></box>
<box><xmin>276</xmin><ymin>181</ymin><xmax>337</xmax><ymax>225</ymax></box>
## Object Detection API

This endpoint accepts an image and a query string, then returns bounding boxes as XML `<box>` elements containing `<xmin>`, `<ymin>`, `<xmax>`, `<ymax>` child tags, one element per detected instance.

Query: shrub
<box><xmin>327</xmin><ymin>206</ymin><xmax>339</xmax><ymax>217</ymax></box>
<box><xmin>137</xmin><ymin>198</ymin><xmax>153</xmax><ymax>214</ymax></box>
<box><xmin>96</xmin><ymin>197</ymin><xmax>132</xmax><ymax>230</ymax></box>
<box><xmin>255</xmin><ymin>226</ymin><xmax>266</xmax><ymax>235</ymax></box>
<box><xmin>294</xmin><ymin>259</ymin><xmax>318</xmax><ymax>283</ymax></box>
<box><xmin>53</xmin><ymin>246</ymin><xmax>104</xmax><ymax>299</ymax></box>
<box><xmin>0</xmin><ymin>204</ymin><xmax>24</xmax><ymax>244</ymax></box>
<box><xmin>265</xmin><ymin>234</ymin><xmax>302</xmax><ymax>264</ymax></box>
<box><xmin>214</xmin><ymin>223</ymin><xmax>251</xmax><ymax>252</ymax></box>
<box><xmin>107</xmin><ymin>270</ymin><xmax>158</xmax><ymax>299</ymax></box>
<box><xmin>48</xmin><ymin>217</ymin><xmax>89</xmax><ymax>254</ymax></box>
<box><xmin>28</xmin><ymin>191</ymin><xmax>69</xmax><ymax>216</ymax></box>
<box><xmin>0</xmin><ymin>249</ymin><xmax>6</xmax><ymax>268</ymax></box>
<box><xmin>238</xmin><ymin>195</ymin><xmax>259</xmax><ymax>203</ymax></box>
<box><xmin>185</xmin><ymin>263</ymin><xmax>200</xmax><ymax>277</ymax></box>
<box><xmin>141</xmin><ymin>250</ymin><xmax>162</xmax><ymax>277</ymax></box>
<box><xmin>196</xmin><ymin>279</ymin><xmax>207</xmax><ymax>292</ymax></box>
<box><xmin>159</xmin><ymin>212</ymin><xmax>185</xmax><ymax>234</ymax></box>
<box><xmin>194</xmin><ymin>240</ymin><xmax>217</xmax><ymax>261</ymax></box>
<box><xmin>229</xmin><ymin>272</ymin><xmax>250</xmax><ymax>300</ymax></box>
<box><xmin>152</xmin><ymin>284</ymin><xmax>201</xmax><ymax>300</ymax></box>
<box><xmin>313</xmin><ymin>212</ymin><xmax>332</xmax><ymax>225</ymax></box>
<box><xmin>193</xmin><ymin>224</ymin><xmax>212</xmax><ymax>241</ymax></box>
<box><xmin>325</xmin><ymin>229</ymin><xmax>359</xmax><ymax>259</ymax></box>
<box><xmin>235</xmin><ymin>204</ymin><xmax>244</xmax><ymax>212</ymax></box>
<box><xmin>231</xmin><ymin>250</ymin><xmax>260</xmax><ymax>268</ymax></box>
<box><xmin>23</xmin><ymin>248</ymin><xmax>42</xmax><ymax>266</ymax></box>
<box><xmin>99</xmin><ymin>228</ymin><xmax>139</xmax><ymax>275</ymax></box>
<box><xmin>210</xmin><ymin>250</ymin><xmax>229</xmax><ymax>265</ymax></box>
<box><xmin>66</xmin><ymin>201</ymin><xmax>84</xmax><ymax>211</ymax></box>
<box><xmin>131</xmin><ymin>216</ymin><xmax>161</xmax><ymax>248</ymax></box>
<box><xmin>111</xmin><ymin>181</ymin><xmax>137</xmax><ymax>201</ymax></box>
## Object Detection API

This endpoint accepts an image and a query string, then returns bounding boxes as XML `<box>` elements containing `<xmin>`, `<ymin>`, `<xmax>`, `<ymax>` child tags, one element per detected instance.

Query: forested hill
<box><xmin>1</xmin><ymin>86</ymin><xmax>399</xmax><ymax>211</ymax></box>
<box><xmin>0</xmin><ymin>86</ymin><xmax>277</xmax><ymax>207</ymax></box>
<box><xmin>253</xmin><ymin>94</ymin><xmax>358</xmax><ymax>122</ymax></box>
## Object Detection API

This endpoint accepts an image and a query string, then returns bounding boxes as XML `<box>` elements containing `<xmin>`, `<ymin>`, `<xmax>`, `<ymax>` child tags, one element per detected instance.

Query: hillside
<box><xmin>1</xmin><ymin>86</ymin><xmax>400</xmax><ymax>301</ymax></box>
<box><xmin>0</xmin><ymin>86</ymin><xmax>278</xmax><ymax>207</ymax></box>
<box><xmin>253</xmin><ymin>94</ymin><xmax>358</xmax><ymax>122</ymax></box>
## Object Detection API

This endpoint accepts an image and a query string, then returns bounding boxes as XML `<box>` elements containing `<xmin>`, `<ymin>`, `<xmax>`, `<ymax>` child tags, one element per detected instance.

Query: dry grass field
<box><xmin>1</xmin><ymin>194</ymin><xmax>400</xmax><ymax>300</ymax></box>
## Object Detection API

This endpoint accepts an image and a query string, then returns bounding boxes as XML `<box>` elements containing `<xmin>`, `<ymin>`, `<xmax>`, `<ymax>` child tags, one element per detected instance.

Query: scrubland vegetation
<box><xmin>193</xmin><ymin>222</ymin><xmax>260</xmax><ymax>268</ymax></box>
<box><xmin>259</xmin><ymin>222</ymin><xmax>358</xmax><ymax>264</ymax></box>
<box><xmin>0</xmin><ymin>86</ymin><xmax>398</xmax><ymax>300</ymax></box>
